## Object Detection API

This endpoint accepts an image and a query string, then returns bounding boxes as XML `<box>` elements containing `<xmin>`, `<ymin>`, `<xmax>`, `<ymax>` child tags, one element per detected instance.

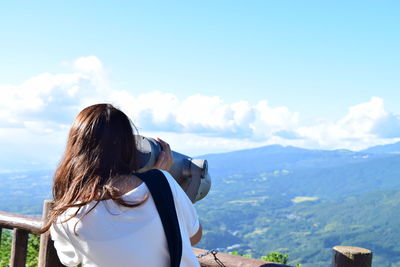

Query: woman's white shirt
<box><xmin>50</xmin><ymin>171</ymin><xmax>201</xmax><ymax>267</ymax></box>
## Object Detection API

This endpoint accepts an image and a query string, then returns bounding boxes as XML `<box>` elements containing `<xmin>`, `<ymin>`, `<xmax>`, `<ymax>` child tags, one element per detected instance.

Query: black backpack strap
<box><xmin>135</xmin><ymin>169</ymin><xmax>182</xmax><ymax>267</ymax></box>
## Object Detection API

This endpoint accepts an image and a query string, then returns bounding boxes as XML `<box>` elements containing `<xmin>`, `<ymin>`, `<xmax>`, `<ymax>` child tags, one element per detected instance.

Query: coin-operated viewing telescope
<box><xmin>135</xmin><ymin>136</ymin><xmax>211</xmax><ymax>203</ymax></box>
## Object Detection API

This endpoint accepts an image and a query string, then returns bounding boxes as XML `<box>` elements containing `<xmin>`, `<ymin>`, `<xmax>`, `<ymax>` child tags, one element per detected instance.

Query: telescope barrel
<box><xmin>135</xmin><ymin>135</ymin><xmax>211</xmax><ymax>202</ymax></box>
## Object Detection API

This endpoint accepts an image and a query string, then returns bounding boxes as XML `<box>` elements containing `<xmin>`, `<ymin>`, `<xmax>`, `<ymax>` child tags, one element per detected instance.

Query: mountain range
<box><xmin>194</xmin><ymin>141</ymin><xmax>400</xmax><ymax>266</ymax></box>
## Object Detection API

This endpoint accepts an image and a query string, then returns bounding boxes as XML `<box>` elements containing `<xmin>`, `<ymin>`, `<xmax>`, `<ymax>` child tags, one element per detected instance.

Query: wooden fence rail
<box><xmin>0</xmin><ymin>210</ymin><xmax>42</xmax><ymax>267</ymax></box>
<box><xmin>0</xmin><ymin>200</ymin><xmax>372</xmax><ymax>267</ymax></box>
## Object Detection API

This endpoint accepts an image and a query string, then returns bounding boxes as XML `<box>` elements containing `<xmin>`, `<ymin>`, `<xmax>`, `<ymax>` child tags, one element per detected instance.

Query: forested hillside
<box><xmin>195</xmin><ymin>165</ymin><xmax>400</xmax><ymax>266</ymax></box>
<box><xmin>193</xmin><ymin>144</ymin><xmax>400</xmax><ymax>266</ymax></box>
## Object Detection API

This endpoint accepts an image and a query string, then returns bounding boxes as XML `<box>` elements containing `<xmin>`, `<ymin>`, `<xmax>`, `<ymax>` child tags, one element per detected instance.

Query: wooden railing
<box><xmin>0</xmin><ymin>212</ymin><xmax>41</xmax><ymax>266</ymax></box>
<box><xmin>0</xmin><ymin>201</ymin><xmax>64</xmax><ymax>267</ymax></box>
<box><xmin>0</xmin><ymin>200</ymin><xmax>372</xmax><ymax>267</ymax></box>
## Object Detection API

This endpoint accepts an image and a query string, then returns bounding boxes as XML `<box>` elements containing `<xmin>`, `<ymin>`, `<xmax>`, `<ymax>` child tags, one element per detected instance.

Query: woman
<box><xmin>41</xmin><ymin>104</ymin><xmax>202</xmax><ymax>267</ymax></box>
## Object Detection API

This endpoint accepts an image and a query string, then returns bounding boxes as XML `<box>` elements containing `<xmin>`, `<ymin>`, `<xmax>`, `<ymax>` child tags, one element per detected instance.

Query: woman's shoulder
<box><xmin>53</xmin><ymin>201</ymin><xmax>104</xmax><ymax>229</ymax></box>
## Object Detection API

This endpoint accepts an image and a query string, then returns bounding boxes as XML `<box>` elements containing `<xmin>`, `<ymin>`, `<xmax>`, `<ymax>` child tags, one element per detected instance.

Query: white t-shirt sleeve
<box><xmin>50</xmin><ymin>220</ymin><xmax>82</xmax><ymax>267</ymax></box>
<box><xmin>161</xmin><ymin>170</ymin><xmax>200</xmax><ymax>238</ymax></box>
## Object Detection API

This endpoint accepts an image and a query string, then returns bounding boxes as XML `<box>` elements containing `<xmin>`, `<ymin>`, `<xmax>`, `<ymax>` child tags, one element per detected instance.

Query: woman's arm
<box><xmin>190</xmin><ymin>224</ymin><xmax>202</xmax><ymax>246</ymax></box>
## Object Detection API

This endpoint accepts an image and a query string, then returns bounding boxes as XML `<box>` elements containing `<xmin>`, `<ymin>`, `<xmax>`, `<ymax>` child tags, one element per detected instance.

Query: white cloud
<box><xmin>0</xmin><ymin>55</ymin><xmax>302</xmax><ymax>143</ymax></box>
<box><xmin>339</xmin><ymin>96</ymin><xmax>387</xmax><ymax>137</ymax></box>
<box><xmin>296</xmin><ymin>97</ymin><xmax>400</xmax><ymax>150</ymax></box>
<box><xmin>0</xmin><ymin>56</ymin><xmax>399</xmax><ymax>170</ymax></box>
<box><xmin>108</xmin><ymin>91</ymin><xmax>299</xmax><ymax>139</ymax></box>
<box><xmin>251</xmin><ymin>100</ymin><xmax>299</xmax><ymax>139</ymax></box>
<box><xmin>73</xmin><ymin>56</ymin><xmax>103</xmax><ymax>74</ymax></box>
<box><xmin>0</xmin><ymin>56</ymin><xmax>111</xmax><ymax>130</ymax></box>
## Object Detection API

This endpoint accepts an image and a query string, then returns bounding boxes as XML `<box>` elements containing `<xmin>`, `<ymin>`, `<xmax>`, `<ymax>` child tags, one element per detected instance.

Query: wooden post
<box><xmin>332</xmin><ymin>246</ymin><xmax>372</xmax><ymax>267</ymax></box>
<box><xmin>38</xmin><ymin>200</ymin><xmax>65</xmax><ymax>267</ymax></box>
<box><xmin>10</xmin><ymin>228</ymin><xmax>29</xmax><ymax>267</ymax></box>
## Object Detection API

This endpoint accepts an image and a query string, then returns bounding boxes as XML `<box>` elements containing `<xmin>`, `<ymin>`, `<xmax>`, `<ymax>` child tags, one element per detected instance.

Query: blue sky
<box><xmin>0</xmin><ymin>1</ymin><xmax>399</xmax><ymax>170</ymax></box>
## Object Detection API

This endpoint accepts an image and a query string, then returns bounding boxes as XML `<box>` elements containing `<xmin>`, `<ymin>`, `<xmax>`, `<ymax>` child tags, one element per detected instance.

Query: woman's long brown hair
<box><xmin>40</xmin><ymin>104</ymin><xmax>146</xmax><ymax>234</ymax></box>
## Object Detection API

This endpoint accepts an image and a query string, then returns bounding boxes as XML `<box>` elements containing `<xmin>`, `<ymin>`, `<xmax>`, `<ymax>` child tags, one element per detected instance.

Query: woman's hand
<box><xmin>153</xmin><ymin>138</ymin><xmax>174</xmax><ymax>171</ymax></box>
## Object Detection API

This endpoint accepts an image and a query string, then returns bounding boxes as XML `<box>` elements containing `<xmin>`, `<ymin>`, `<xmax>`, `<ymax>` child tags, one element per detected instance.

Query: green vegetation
<box><xmin>0</xmin><ymin>230</ymin><xmax>39</xmax><ymax>267</ymax></box>
<box><xmin>261</xmin><ymin>252</ymin><xmax>289</xmax><ymax>264</ymax></box>
<box><xmin>195</xmin><ymin>166</ymin><xmax>400</xmax><ymax>266</ymax></box>
<box><xmin>230</xmin><ymin>250</ymin><xmax>289</xmax><ymax>263</ymax></box>
<box><xmin>230</xmin><ymin>251</ymin><xmax>303</xmax><ymax>266</ymax></box>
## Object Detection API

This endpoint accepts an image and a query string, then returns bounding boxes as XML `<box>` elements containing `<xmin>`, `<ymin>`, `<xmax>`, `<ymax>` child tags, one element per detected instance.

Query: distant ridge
<box><xmin>199</xmin><ymin>144</ymin><xmax>363</xmax><ymax>160</ymax></box>
<box><xmin>198</xmin><ymin>144</ymin><xmax>373</xmax><ymax>177</ymax></box>
<box><xmin>362</xmin><ymin>141</ymin><xmax>400</xmax><ymax>154</ymax></box>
